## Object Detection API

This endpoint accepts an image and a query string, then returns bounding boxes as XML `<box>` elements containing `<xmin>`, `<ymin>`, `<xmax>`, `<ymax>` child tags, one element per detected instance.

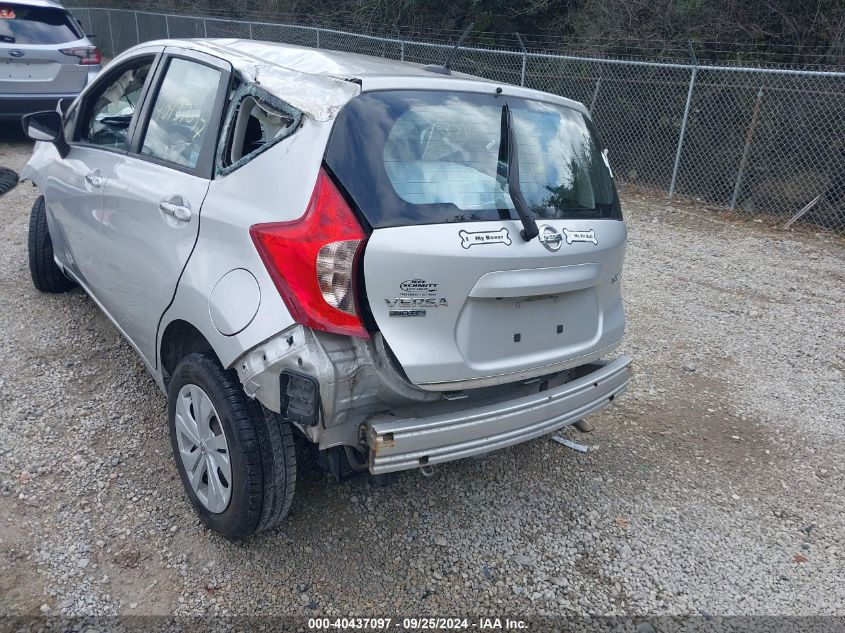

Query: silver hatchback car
<box><xmin>1</xmin><ymin>0</ymin><xmax>100</xmax><ymax>120</ymax></box>
<box><xmin>22</xmin><ymin>39</ymin><xmax>631</xmax><ymax>540</ymax></box>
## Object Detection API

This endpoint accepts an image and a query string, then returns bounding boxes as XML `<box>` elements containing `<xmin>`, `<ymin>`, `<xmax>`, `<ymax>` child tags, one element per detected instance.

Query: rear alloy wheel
<box><xmin>28</xmin><ymin>195</ymin><xmax>75</xmax><ymax>293</ymax></box>
<box><xmin>173</xmin><ymin>384</ymin><xmax>232</xmax><ymax>513</ymax></box>
<box><xmin>167</xmin><ymin>352</ymin><xmax>296</xmax><ymax>540</ymax></box>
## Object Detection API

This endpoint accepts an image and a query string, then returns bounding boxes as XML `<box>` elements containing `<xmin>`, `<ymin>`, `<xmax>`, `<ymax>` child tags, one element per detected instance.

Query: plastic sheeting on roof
<box><xmin>197</xmin><ymin>40</ymin><xmax>360</xmax><ymax>122</ymax></box>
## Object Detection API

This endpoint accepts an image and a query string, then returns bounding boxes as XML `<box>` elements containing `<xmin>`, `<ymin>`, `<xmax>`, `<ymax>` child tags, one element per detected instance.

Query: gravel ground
<box><xmin>1</xmin><ymin>130</ymin><xmax>844</xmax><ymax>619</ymax></box>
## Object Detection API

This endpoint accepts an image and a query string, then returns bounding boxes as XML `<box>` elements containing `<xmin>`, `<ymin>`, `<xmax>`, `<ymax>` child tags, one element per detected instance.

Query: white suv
<box><xmin>1</xmin><ymin>0</ymin><xmax>100</xmax><ymax>120</ymax></box>
<box><xmin>22</xmin><ymin>39</ymin><xmax>631</xmax><ymax>540</ymax></box>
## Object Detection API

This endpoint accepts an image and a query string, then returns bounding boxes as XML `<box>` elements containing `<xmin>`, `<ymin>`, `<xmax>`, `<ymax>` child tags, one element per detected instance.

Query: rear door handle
<box><xmin>159</xmin><ymin>200</ymin><xmax>192</xmax><ymax>223</ymax></box>
<box><xmin>85</xmin><ymin>172</ymin><xmax>106</xmax><ymax>187</ymax></box>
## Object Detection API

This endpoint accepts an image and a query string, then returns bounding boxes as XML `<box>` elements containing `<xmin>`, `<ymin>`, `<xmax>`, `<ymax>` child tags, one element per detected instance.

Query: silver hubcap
<box><xmin>174</xmin><ymin>384</ymin><xmax>232</xmax><ymax>513</ymax></box>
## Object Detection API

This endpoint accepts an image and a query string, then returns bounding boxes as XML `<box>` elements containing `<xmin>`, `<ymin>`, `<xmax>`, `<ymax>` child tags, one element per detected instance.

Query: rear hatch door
<box><xmin>327</xmin><ymin>89</ymin><xmax>626</xmax><ymax>388</ymax></box>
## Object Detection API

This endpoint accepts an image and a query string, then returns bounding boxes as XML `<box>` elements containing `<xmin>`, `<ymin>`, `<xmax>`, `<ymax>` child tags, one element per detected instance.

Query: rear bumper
<box><xmin>365</xmin><ymin>355</ymin><xmax>632</xmax><ymax>474</ymax></box>
<box><xmin>0</xmin><ymin>93</ymin><xmax>78</xmax><ymax>120</ymax></box>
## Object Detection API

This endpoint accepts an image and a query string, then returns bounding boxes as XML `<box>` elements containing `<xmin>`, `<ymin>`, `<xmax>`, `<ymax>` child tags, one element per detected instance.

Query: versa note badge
<box><xmin>459</xmin><ymin>228</ymin><xmax>511</xmax><ymax>249</ymax></box>
<box><xmin>386</xmin><ymin>296</ymin><xmax>448</xmax><ymax>317</ymax></box>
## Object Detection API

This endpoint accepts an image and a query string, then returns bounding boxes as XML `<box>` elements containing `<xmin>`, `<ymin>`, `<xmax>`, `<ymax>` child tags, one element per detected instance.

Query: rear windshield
<box><xmin>325</xmin><ymin>90</ymin><xmax>620</xmax><ymax>228</ymax></box>
<box><xmin>0</xmin><ymin>5</ymin><xmax>82</xmax><ymax>45</ymax></box>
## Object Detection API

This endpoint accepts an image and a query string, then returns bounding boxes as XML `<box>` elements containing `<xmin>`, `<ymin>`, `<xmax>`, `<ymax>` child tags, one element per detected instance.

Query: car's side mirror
<box><xmin>22</xmin><ymin>111</ymin><xmax>70</xmax><ymax>158</ymax></box>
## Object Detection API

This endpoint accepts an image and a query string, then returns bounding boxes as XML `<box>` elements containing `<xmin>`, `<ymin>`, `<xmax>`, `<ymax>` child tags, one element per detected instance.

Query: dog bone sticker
<box><xmin>459</xmin><ymin>228</ymin><xmax>512</xmax><ymax>249</ymax></box>
<box><xmin>562</xmin><ymin>228</ymin><xmax>598</xmax><ymax>245</ymax></box>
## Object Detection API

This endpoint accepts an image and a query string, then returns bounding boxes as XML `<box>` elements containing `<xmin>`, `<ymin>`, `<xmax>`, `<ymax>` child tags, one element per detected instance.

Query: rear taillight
<box><xmin>250</xmin><ymin>169</ymin><xmax>369</xmax><ymax>338</ymax></box>
<box><xmin>59</xmin><ymin>46</ymin><xmax>101</xmax><ymax>66</ymax></box>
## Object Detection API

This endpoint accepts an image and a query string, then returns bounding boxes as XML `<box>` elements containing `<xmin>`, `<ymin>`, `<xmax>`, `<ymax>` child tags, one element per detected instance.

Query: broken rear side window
<box><xmin>217</xmin><ymin>85</ymin><xmax>302</xmax><ymax>175</ymax></box>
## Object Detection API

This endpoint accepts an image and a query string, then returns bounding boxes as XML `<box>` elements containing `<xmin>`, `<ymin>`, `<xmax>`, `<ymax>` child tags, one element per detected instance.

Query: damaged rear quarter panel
<box><xmin>157</xmin><ymin>119</ymin><xmax>336</xmax><ymax>375</ymax></box>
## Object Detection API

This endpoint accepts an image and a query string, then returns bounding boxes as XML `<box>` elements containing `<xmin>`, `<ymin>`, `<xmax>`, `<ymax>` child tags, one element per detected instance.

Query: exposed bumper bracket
<box><xmin>365</xmin><ymin>356</ymin><xmax>632</xmax><ymax>474</ymax></box>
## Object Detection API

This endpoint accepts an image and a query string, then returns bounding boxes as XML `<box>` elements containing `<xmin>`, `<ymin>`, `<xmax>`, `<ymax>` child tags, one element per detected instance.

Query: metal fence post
<box><xmin>589</xmin><ymin>74</ymin><xmax>602</xmax><ymax>114</ymax></box>
<box><xmin>308</xmin><ymin>16</ymin><xmax>321</xmax><ymax>48</ymax></box>
<box><xmin>106</xmin><ymin>9</ymin><xmax>115</xmax><ymax>57</ymax></box>
<box><xmin>394</xmin><ymin>27</ymin><xmax>404</xmax><ymax>61</ymax></box>
<box><xmin>730</xmin><ymin>87</ymin><xmax>764</xmax><ymax>210</ymax></box>
<box><xmin>515</xmin><ymin>33</ymin><xmax>527</xmax><ymax>87</ymax></box>
<box><xmin>133</xmin><ymin>11</ymin><xmax>140</xmax><ymax>46</ymax></box>
<box><xmin>669</xmin><ymin>65</ymin><xmax>698</xmax><ymax>198</ymax></box>
<box><xmin>249</xmin><ymin>22</ymin><xmax>254</xmax><ymax>40</ymax></box>
<box><xmin>203</xmin><ymin>18</ymin><xmax>208</xmax><ymax>38</ymax></box>
<box><xmin>165</xmin><ymin>14</ymin><xmax>170</xmax><ymax>38</ymax></box>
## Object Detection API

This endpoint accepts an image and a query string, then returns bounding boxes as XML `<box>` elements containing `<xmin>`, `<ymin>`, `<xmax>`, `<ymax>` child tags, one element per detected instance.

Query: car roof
<box><xmin>203</xmin><ymin>38</ymin><xmax>479</xmax><ymax>79</ymax></box>
<box><xmin>123</xmin><ymin>38</ymin><xmax>587</xmax><ymax>121</ymax></box>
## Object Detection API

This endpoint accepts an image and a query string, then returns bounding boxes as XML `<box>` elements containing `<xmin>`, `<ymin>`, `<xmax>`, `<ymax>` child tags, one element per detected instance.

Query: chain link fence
<box><xmin>72</xmin><ymin>7</ymin><xmax>845</xmax><ymax>232</ymax></box>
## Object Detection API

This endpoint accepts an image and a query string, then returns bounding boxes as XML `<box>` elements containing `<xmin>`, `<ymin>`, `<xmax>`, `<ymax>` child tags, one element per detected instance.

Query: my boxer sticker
<box><xmin>458</xmin><ymin>228</ymin><xmax>512</xmax><ymax>249</ymax></box>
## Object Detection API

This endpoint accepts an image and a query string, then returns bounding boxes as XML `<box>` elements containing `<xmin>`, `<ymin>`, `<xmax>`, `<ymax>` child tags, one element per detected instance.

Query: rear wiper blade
<box><xmin>498</xmin><ymin>103</ymin><xmax>539</xmax><ymax>242</ymax></box>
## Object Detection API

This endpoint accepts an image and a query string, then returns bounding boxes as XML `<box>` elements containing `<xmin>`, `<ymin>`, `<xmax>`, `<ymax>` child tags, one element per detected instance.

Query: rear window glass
<box><xmin>0</xmin><ymin>5</ymin><xmax>82</xmax><ymax>45</ymax></box>
<box><xmin>325</xmin><ymin>90</ymin><xmax>620</xmax><ymax>228</ymax></box>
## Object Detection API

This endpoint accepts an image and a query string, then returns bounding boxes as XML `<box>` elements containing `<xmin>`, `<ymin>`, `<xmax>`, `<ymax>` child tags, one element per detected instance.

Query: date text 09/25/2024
<box><xmin>308</xmin><ymin>617</ymin><xmax>528</xmax><ymax>630</ymax></box>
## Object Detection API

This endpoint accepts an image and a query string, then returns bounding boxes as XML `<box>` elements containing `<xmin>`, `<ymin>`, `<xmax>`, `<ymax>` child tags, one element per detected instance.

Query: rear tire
<box><xmin>167</xmin><ymin>352</ymin><xmax>296</xmax><ymax>540</ymax></box>
<box><xmin>28</xmin><ymin>195</ymin><xmax>74</xmax><ymax>293</ymax></box>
